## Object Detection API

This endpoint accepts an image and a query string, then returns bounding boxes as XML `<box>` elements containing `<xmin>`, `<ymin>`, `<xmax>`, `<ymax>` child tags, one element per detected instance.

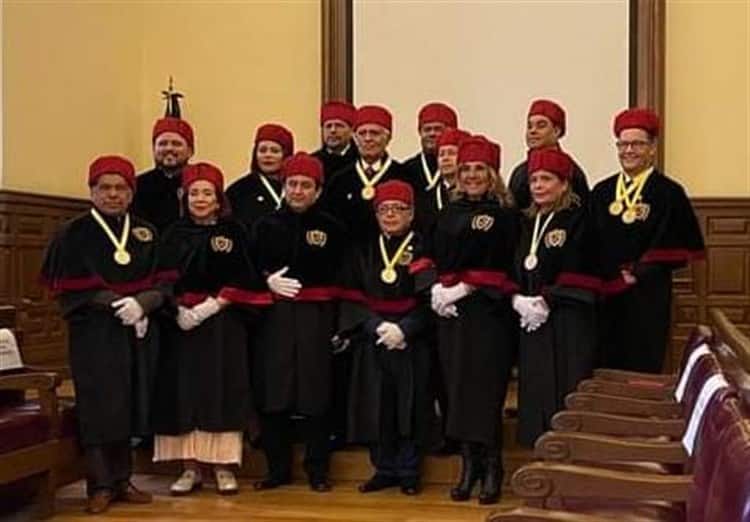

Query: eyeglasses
<box><xmin>376</xmin><ymin>204</ymin><xmax>411</xmax><ymax>214</ymax></box>
<box><xmin>615</xmin><ymin>140</ymin><xmax>652</xmax><ymax>151</ymax></box>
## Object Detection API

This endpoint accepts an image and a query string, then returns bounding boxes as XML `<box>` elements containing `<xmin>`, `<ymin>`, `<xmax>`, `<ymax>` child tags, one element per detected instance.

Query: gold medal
<box><xmin>113</xmin><ymin>250</ymin><xmax>131</xmax><ymax>265</ymax></box>
<box><xmin>524</xmin><ymin>254</ymin><xmax>538</xmax><ymax>271</ymax></box>
<box><xmin>356</xmin><ymin>158</ymin><xmax>393</xmax><ymax>202</ymax></box>
<box><xmin>90</xmin><ymin>208</ymin><xmax>132</xmax><ymax>269</ymax></box>
<box><xmin>379</xmin><ymin>232</ymin><xmax>414</xmax><ymax>286</ymax></box>
<box><xmin>622</xmin><ymin>208</ymin><xmax>637</xmax><ymax>224</ymax></box>
<box><xmin>525</xmin><ymin>211</ymin><xmax>554</xmax><ymax>272</ymax></box>
<box><xmin>609</xmin><ymin>201</ymin><xmax>624</xmax><ymax>216</ymax></box>
<box><xmin>380</xmin><ymin>268</ymin><xmax>398</xmax><ymax>284</ymax></box>
<box><xmin>361</xmin><ymin>185</ymin><xmax>375</xmax><ymax>200</ymax></box>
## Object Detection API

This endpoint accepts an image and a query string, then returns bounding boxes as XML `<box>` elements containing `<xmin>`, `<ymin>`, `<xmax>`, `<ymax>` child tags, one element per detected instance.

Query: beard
<box><xmin>156</xmin><ymin>155</ymin><xmax>188</xmax><ymax>172</ymax></box>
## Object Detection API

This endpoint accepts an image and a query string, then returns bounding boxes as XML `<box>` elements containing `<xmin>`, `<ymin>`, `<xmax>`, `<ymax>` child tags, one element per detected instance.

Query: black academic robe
<box><xmin>512</xmin><ymin>206</ymin><xmax>600</xmax><ymax>447</ymax></box>
<box><xmin>509</xmin><ymin>154</ymin><xmax>589</xmax><ymax>211</ymax></box>
<box><xmin>313</xmin><ymin>143</ymin><xmax>359</xmax><ymax>189</ymax></box>
<box><xmin>590</xmin><ymin>170</ymin><xmax>705</xmax><ymax>373</ymax></box>
<box><xmin>430</xmin><ymin>197</ymin><xmax>520</xmax><ymax>446</ymax></box>
<box><xmin>251</xmin><ymin>205</ymin><xmax>348</xmax><ymax>417</ymax></box>
<box><xmin>152</xmin><ymin>218</ymin><xmax>269</xmax><ymax>436</ymax></box>
<box><xmin>402</xmin><ymin>151</ymin><xmax>449</xmax><ymax>236</ymax></box>
<box><xmin>226</xmin><ymin>171</ymin><xmax>284</xmax><ymax>230</ymax></box>
<box><xmin>338</xmin><ymin>232</ymin><xmax>435</xmax><ymax>447</ymax></box>
<box><xmin>322</xmin><ymin>156</ymin><xmax>405</xmax><ymax>242</ymax></box>
<box><xmin>39</xmin><ymin>211</ymin><xmax>164</xmax><ymax>446</ymax></box>
<box><xmin>132</xmin><ymin>167</ymin><xmax>183</xmax><ymax>233</ymax></box>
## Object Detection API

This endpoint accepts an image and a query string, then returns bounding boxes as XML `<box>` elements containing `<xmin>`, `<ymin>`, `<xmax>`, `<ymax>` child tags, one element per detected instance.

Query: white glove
<box><xmin>176</xmin><ymin>306</ymin><xmax>201</xmax><ymax>331</ymax></box>
<box><xmin>134</xmin><ymin>317</ymin><xmax>149</xmax><ymax>339</ymax></box>
<box><xmin>375</xmin><ymin>321</ymin><xmax>406</xmax><ymax>350</ymax></box>
<box><xmin>513</xmin><ymin>295</ymin><xmax>550</xmax><ymax>332</ymax></box>
<box><xmin>112</xmin><ymin>297</ymin><xmax>144</xmax><ymax>326</ymax></box>
<box><xmin>191</xmin><ymin>297</ymin><xmax>221</xmax><ymax>323</ymax></box>
<box><xmin>441</xmin><ymin>282</ymin><xmax>474</xmax><ymax>305</ymax></box>
<box><xmin>438</xmin><ymin>303</ymin><xmax>459</xmax><ymax>318</ymax></box>
<box><xmin>267</xmin><ymin>266</ymin><xmax>302</xmax><ymax>298</ymax></box>
<box><xmin>431</xmin><ymin>283</ymin><xmax>445</xmax><ymax>313</ymax></box>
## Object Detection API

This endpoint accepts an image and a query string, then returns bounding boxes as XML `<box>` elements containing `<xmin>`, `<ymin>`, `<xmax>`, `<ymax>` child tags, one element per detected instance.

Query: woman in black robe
<box><xmin>152</xmin><ymin>162</ymin><xmax>269</xmax><ymax>496</ymax></box>
<box><xmin>511</xmin><ymin>149</ymin><xmax>600</xmax><ymax>448</ymax></box>
<box><xmin>226</xmin><ymin>123</ymin><xmax>294</xmax><ymax>229</ymax></box>
<box><xmin>338</xmin><ymin>180</ymin><xmax>436</xmax><ymax>495</ymax></box>
<box><xmin>430</xmin><ymin>136</ymin><xmax>519</xmax><ymax>505</ymax></box>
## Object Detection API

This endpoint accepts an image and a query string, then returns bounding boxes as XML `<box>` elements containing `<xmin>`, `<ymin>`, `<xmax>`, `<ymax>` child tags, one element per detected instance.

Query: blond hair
<box><xmin>451</xmin><ymin>164</ymin><xmax>514</xmax><ymax>208</ymax></box>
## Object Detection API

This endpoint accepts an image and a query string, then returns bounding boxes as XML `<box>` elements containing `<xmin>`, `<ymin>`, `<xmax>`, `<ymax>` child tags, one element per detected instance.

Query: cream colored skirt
<box><xmin>153</xmin><ymin>430</ymin><xmax>242</xmax><ymax>465</ymax></box>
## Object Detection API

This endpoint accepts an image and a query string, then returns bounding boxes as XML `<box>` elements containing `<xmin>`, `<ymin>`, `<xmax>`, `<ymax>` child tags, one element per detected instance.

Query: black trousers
<box><xmin>84</xmin><ymin>441</ymin><xmax>132</xmax><ymax>495</ymax></box>
<box><xmin>261</xmin><ymin>412</ymin><xmax>330</xmax><ymax>480</ymax></box>
<box><xmin>331</xmin><ymin>350</ymin><xmax>352</xmax><ymax>442</ymax></box>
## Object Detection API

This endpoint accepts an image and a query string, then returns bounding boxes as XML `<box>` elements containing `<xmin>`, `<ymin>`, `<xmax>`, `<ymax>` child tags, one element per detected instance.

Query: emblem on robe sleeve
<box><xmin>306</xmin><ymin>229</ymin><xmax>328</xmax><ymax>247</ymax></box>
<box><xmin>131</xmin><ymin>227</ymin><xmax>154</xmax><ymax>242</ymax></box>
<box><xmin>544</xmin><ymin>229</ymin><xmax>567</xmax><ymax>248</ymax></box>
<box><xmin>210</xmin><ymin>235</ymin><xmax>234</xmax><ymax>253</ymax></box>
<box><xmin>471</xmin><ymin>214</ymin><xmax>495</xmax><ymax>231</ymax></box>
<box><xmin>634</xmin><ymin>203</ymin><xmax>651</xmax><ymax>222</ymax></box>
<box><xmin>398</xmin><ymin>250</ymin><xmax>414</xmax><ymax>265</ymax></box>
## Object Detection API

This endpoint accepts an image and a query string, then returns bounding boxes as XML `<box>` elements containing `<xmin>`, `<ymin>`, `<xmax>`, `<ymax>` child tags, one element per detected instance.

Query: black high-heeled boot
<box><xmin>450</xmin><ymin>443</ymin><xmax>482</xmax><ymax>501</ymax></box>
<box><xmin>478</xmin><ymin>447</ymin><xmax>503</xmax><ymax>505</ymax></box>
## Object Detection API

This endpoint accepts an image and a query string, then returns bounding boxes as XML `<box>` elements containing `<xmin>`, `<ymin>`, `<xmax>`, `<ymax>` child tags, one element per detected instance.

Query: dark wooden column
<box><xmin>321</xmin><ymin>0</ymin><xmax>353</xmax><ymax>102</ymax></box>
<box><xmin>630</xmin><ymin>0</ymin><xmax>666</xmax><ymax>165</ymax></box>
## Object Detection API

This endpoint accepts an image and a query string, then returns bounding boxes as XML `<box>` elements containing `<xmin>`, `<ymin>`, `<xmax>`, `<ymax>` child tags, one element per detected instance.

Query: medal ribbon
<box><xmin>528</xmin><ymin>211</ymin><xmax>556</xmax><ymax>260</ymax></box>
<box><xmin>421</xmin><ymin>153</ymin><xmax>441</xmax><ymax>191</ymax></box>
<box><xmin>259</xmin><ymin>173</ymin><xmax>284</xmax><ymax>209</ymax></box>
<box><xmin>90</xmin><ymin>208</ymin><xmax>130</xmax><ymax>258</ymax></box>
<box><xmin>379</xmin><ymin>231</ymin><xmax>415</xmax><ymax>275</ymax></box>
<box><xmin>614</xmin><ymin>167</ymin><xmax>653</xmax><ymax>211</ymax></box>
<box><xmin>356</xmin><ymin>157</ymin><xmax>393</xmax><ymax>193</ymax></box>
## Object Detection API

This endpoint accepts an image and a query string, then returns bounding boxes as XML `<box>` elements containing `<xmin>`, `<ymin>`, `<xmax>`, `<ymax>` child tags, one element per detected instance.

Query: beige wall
<box><xmin>3</xmin><ymin>1</ymin><xmax>747</xmax><ymax>198</ymax></box>
<box><xmin>2</xmin><ymin>2</ymin><xmax>145</xmax><ymax>197</ymax></box>
<box><xmin>139</xmin><ymin>1</ymin><xmax>321</xmax><ymax>185</ymax></box>
<box><xmin>354</xmin><ymin>1</ymin><xmax>629</xmax><ymax>185</ymax></box>
<box><xmin>665</xmin><ymin>0</ymin><xmax>750</xmax><ymax>197</ymax></box>
<box><xmin>2</xmin><ymin>0</ymin><xmax>321</xmax><ymax>198</ymax></box>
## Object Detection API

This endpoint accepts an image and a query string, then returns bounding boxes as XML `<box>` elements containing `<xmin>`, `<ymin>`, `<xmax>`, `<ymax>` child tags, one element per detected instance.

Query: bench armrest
<box><xmin>551</xmin><ymin>410</ymin><xmax>684</xmax><ymax>439</ymax></box>
<box><xmin>534</xmin><ymin>431</ymin><xmax>687</xmax><ymax>465</ymax></box>
<box><xmin>565</xmin><ymin>392</ymin><xmax>682</xmax><ymax>419</ymax></box>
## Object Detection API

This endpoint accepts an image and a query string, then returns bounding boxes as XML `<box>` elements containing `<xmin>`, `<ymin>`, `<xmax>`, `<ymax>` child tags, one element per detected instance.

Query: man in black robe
<box><xmin>251</xmin><ymin>152</ymin><xmax>347</xmax><ymax>492</ymax></box>
<box><xmin>509</xmin><ymin>99</ymin><xmax>589</xmax><ymax>210</ymax></box>
<box><xmin>400</xmin><ymin>102</ymin><xmax>458</xmax><ymax>235</ymax></box>
<box><xmin>591</xmin><ymin>108</ymin><xmax>705</xmax><ymax>373</ymax></box>
<box><xmin>132</xmin><ymin>117</ymin><xmax>195</xmax><ymax>232</ymax></box>
<box><xmin>339</xmin><ymin>180</ymin><xmax>435</xmax><ymax>495</ymax></box>
<box><xmin>313</xmin><ymin>101</ymin><xmax>358</xmax><ymax>185</ymax></box>
<box><xmin>322</xmin><ymin>105</ymin><xmax>405</xmax><ymax>241</ymax></box>
<box><xmin>40</xmin><ymin>156</ymin><xmax>166</xmax><ymax>514</ymax></box>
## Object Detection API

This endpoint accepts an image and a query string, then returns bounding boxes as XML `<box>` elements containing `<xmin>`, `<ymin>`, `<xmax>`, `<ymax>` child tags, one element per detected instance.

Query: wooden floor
<box><xmin>2</xmin><ymin>380</ymin><xmax>526</xmax><ymax>521</ymax></box>
<box><xmin>41</xmin><ymin>474</ymin><xmax>519</xmax><ymax>522</ymax></box>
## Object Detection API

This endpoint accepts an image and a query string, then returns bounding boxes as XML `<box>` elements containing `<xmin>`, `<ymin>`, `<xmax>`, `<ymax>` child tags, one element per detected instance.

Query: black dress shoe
<box><xmin>358</xmin><ymin>474</ymin><xmax>399</xmax><ymax>493</ymax></box>
<box><xmin>253</xmin><ymin>476</ymin><xmax>291</xmax><ymax>490</ymax></box>
<box><xmin>400</xmin><ymin>477</ymin><xmax>420</xmax><ymax>496</ymax></box>
<box><xmin>309</xmin><ymin>476</ymin><xmax>332</xmax><ymax>492</ymax></box>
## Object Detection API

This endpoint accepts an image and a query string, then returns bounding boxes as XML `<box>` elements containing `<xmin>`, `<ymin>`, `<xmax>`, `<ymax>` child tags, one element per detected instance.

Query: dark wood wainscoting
<box><xmin>1</xmin><ymin>189</ymin><xmax>748</xmax><ymax>370</ymax></box>
<box><xmin>0</xmin><ymin>190</ymin><xmax>88</xmax><ymax>365</ymax></box>
<box><xmin>668</xmin><ymin>199</ymin><xmax>750</xmax><ymax>371</ymax></box>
